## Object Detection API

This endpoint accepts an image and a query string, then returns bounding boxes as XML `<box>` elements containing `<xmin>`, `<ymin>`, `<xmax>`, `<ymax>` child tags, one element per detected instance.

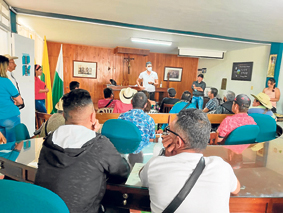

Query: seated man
<box><xmin>214</xmin><ymin>90</ymin><xmax>235</xmax><ymax>114</ymax></box>
<box><xmin>159</xmin><ymin>88</ymin><xmax>179</xmax><ymax>112</ymax></box>
<box><xmin>248</xmin><ymin>92</ymin><xmax>276</xmax><ymax>120</ymax></box>
<box><xmin>203</xmin><ymin>87</ymin><xmax>219</xmax><ymax>113</ymax></box>
<box><xmin>140</xmin><ymin>109</ymin><xmax>240</xmax><ymax>212</ymax></box>
<box><xmin>39</xmin><ymin>99</ymin><xmax>65</xmax><ymax>137</ymax></box>
<box><xmin>69</xmin><ymin>81</ymin><xmax>80</xmax><ymax>90</ymax></box>
<box><xmin>217</xmin><ymin>94</ymin><xmax>256</xmax><ymax>143</ymax></box>
<box><xmin>118</xmin><ymin>92</ymin><xmax>155</xmax><ymax>167</ymax></box>
<box><xmin>157</xmin><ymin>91</ymin><xmax>196</xmax><ymax>133</ymax></box>
<box><xmin>113</xmin><ymin>87</ymin><xmax>137</xmax><ymax>113</ymax></box>
<box><xmin>35</xmin><ymin>89</ymin><xmax>130</xmax><ymax>213</ymax></box>
<box><xmin>98</xmin><ymin>88</ymin><xmax>117</xmax><ymax>109</ymax></box>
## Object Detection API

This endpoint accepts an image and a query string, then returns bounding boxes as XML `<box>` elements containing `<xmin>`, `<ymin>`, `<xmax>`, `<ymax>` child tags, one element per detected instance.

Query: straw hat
<box><xmin>55</xmin><ymin>98</ymin><xmax>63</xmax><ymax>111</ymax></box>
<box><xmin>251</xmin><ymin>92</ymin><xmax>272</xmax><ymax>109</ymax></box>
<box><xmin>3</xmin><ymin>54</ymin><xmax>18</xmax><ymax>60</ymax></box>
<box><xmin>119</xmin><ymin>87</ymin><xmax>137</xmax><ymax>104</ymax></box>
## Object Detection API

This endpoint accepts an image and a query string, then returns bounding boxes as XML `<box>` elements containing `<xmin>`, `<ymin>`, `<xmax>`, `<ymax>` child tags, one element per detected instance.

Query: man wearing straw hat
<box><xmin>248</xmin><ymin>92</ymin><xmax>276</xmax><ymax>120</ymax></box>
<box><xmin>113</xmin><ymin>87</ymin><xmax>137</xmax><ymax>113</ymax></box>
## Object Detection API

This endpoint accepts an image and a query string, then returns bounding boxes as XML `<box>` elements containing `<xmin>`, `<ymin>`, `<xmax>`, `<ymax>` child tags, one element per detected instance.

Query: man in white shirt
<box><xmin>140</xmin><ymin>109</ymin><xmax>240</xmax><ymax>213</ymax></box>
<box><xmin>136</xmin><ymin>61</ymin><xmax>158</xmax><ymax>101</ymax></box>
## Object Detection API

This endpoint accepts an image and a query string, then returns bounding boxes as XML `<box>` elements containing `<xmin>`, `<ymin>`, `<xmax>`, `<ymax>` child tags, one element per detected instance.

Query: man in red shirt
<box><xmin>217</xmin><ymin>94</ymin><xmax>256</xmax><ymax>143</ymax></box>
<box><xmin>98</xmin><ymin>88</ymin><xmax>117</xmax><ymax>109</ymax></box>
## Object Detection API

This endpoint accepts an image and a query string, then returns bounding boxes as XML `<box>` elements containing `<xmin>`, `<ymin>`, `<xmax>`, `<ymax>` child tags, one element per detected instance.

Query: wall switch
<box><xmin>251</xmin><ymin>86</ymin><xmax>253</xmax><ymax>90</ymax></box>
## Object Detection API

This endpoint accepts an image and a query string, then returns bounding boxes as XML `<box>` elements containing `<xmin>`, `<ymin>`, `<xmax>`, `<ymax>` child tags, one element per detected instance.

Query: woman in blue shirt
<box><xmin>0</xmin><ymin>56</ymin><xmax>23</xmax><ymax>142</ymax></box>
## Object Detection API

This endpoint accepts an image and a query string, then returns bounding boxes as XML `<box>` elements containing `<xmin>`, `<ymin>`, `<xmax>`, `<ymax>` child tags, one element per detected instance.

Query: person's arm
<box><xmin>0</xmin><ymin>132</ymin><xmax>6</xmax><ymax>144</ymax></box>
<box><xmin>13</xmin><ymin>95</ymin><xmax>23</xmax><ymax>105</ymax></box>
<box><xmin>136</xmin><ymin>77</ymin><xmax>142</xmax><ymax>87</ymax></box>
<box><xmin>216</xmin><ymin>131</ymin><xmax>224</xmax><ymax>143</ymax></box>
<box><xmin>231</xmin><ymin>179</ymin><xmax>241</xmax><ymax>195</ymax></box>
<box><xmin>100</xmin><ymin>138</ymin><xmax>130</xmax><ymax>184</ymax></box>
<box><xmin>203</xmin><ymin>108</ymin><xmax>209</xmax><ymax>113</ymax></box>
<box><xmin>153</xmin><ymin>78</ymin><xmax>159</xmax><ymax>86</ymax></box>
<box><xmin>38</xmin><ymin>88</ymin><xmax>49</xmax><ymax>93</ymax></box>
<box><xmin>270</xmin><ymin>88</ymin><xmax>280</xmax><ymax>102</ymax></box>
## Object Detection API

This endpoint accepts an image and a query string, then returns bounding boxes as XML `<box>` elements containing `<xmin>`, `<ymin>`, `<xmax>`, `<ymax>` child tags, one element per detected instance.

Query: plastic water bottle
<box><xmin>160</xmin><ymin>81</ymin><xmax>163</xmax><ymax>88</ymax></box>
<box><xmin>153</xmin><ymin>134</ymin><xmax>164</xmax><ymax>157</ymax></box>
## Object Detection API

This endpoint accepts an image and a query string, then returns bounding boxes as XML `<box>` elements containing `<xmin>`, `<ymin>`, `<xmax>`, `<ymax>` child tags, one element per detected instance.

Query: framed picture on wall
<box><xmin>73</xmin><ymin>61</ymin><xmax>97</xmax><ymax>79</ymax></box>
<box><xmin>163</xmin><ymin>67</ymin><xmax>183</xmax><ymax>82</ymax></box>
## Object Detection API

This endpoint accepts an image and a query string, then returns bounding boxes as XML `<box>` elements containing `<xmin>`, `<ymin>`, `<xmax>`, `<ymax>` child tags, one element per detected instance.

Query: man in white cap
<box><xmin>248</xmin><ymin>92</ymin><xmax>276</xmax><ymax>120</ymax></box>
<box><xmin>3</xmin><ymin>54</ymin><xmax>18</xmax><ymax>87</ymax></box>
<box><xmin>136</xmin><ymin>61</ymin><xmax>159</xmax><ymax>101</ymax></box>
<box><xmin>113</xmin><ymin>87</ymin><xmax>137</xmax><ymax>113</ymax></box>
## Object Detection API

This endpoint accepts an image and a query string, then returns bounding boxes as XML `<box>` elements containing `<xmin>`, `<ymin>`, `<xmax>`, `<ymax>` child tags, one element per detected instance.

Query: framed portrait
<box><xmin>267</xmin><ymin>54</ymin><xmax>277</xmax><ymax>77</ymax></box>
<box><xmin>73</xmin><ymin>61</ymin><xmax>97</xmax><ymax>79</ymax></box>
<box><xmin>163</xmin><ymin>67</ymin><xmax>183</xmax><ymax>82</ymax></box>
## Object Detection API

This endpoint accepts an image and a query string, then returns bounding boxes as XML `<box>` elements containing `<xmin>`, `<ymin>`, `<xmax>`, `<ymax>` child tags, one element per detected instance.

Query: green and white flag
<box><xmin>52</xmin><ymin>44</ymin><xmax>64</xmax><ymax>113</ymax></box>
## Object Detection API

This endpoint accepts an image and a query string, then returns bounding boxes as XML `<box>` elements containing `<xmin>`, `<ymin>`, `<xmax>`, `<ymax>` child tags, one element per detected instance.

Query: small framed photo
<box><xmin>164</xmin><ymin>67</ymin><xmax>183</xmax><ymax>82</ymax></box>
<box><xmin>73</xmin><ymin>61</ymin><xmax>97</xmax><ymax>79</ymax></box>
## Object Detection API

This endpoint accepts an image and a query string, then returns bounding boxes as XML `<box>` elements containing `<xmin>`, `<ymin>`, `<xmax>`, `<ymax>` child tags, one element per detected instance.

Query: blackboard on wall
<box><xmin>231</xmin><ymin>62</ymin><xmax>253</xmax><ymax>81</ymax></box>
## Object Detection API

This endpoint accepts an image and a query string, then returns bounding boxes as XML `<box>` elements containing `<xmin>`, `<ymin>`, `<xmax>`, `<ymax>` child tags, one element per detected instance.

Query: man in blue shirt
<box><xmin>119</xmin><ymin>92</ymin><xmax>155</xmax><ymax>167</ymax></box>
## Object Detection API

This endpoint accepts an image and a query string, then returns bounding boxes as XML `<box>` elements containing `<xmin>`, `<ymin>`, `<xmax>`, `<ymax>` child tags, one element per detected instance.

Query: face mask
<box><xmin>147</xmin><ymin>67</ymin><xmax>152</xmax><ymax>72</ymax></box>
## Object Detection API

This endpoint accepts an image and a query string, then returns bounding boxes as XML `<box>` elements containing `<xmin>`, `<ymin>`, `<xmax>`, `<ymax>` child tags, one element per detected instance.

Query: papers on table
<box><xmin>125</xmin><ymin>163</ymin><xmax>144</xmax><ymax>187</ymax></box>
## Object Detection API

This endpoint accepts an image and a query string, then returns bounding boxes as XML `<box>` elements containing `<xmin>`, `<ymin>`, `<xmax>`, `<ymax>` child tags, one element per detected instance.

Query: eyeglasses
<box><xmin>164</xmin><ymin>126</ymin><xmax>185</xmax><ymax>143</ymax></box>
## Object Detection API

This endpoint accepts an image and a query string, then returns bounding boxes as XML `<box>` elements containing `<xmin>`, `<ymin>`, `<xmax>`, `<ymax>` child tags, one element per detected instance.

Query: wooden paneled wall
<box><xmin>47</xmin><ymin>41</ymin><xmax>198</xmax><ymax>104</ymax></box>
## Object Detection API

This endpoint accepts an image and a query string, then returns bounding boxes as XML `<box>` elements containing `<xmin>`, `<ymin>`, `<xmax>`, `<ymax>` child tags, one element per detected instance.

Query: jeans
<box><xmin>35</xmin><ymin>99</ymin><xmax>47</xmax><ymax>113</ymax></box>
<box><xmin>191</xmin><ymin>96</ymin><xmax>204</xmax><ymax>109</ymax></box>
<box><xmin>0</xmin><ymin>115</ymin><xmax>21</xmax><ymax>142</ymax></box>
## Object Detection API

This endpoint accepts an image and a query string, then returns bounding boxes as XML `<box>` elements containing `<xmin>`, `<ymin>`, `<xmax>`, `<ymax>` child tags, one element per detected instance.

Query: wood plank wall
<box><xmin>47</xmin><ymin>41</ymin><xmax>198</xmax><ymax>104</ymax></box>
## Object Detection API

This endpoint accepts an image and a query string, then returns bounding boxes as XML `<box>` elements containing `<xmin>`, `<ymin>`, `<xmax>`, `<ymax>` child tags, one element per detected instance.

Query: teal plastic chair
<box><xmin>249</xmin><ymin>113</ymin><xmax>277</xmax><ymax>142</ymax></box>
<box><xmin>224</xmin><ymin>125</ymin><xmax>260</xmax><ymax>145</ymax></box>
<box><xmin>0</xmin><ymin>179</ymin><xmax>69</xmax><ymax>212</ymax></box>
<box><xmin>101</xmin><ymin>119</ymin><xmax>141</xmax><ymax>154</ymax></box>
<box><xmin>14</xmin><ymin>123</ymin><xmax>30</xmax><ymax>141</ymax></box>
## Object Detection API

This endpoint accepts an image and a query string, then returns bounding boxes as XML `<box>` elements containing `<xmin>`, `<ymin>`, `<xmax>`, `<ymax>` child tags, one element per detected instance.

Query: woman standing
<box><xmin>35</xmin><ymin>64</ymin><xmax>49</xmax><ymax>113</ymax></box>
<box><xmin>263</xmin><ymin>78</ymin><xmax>280</xmax><ymax>113</ymax></box>
<box><xmin>0</xmin><ymin>56</ymin><xmax>23</xmax><ymax>142</ymax></box>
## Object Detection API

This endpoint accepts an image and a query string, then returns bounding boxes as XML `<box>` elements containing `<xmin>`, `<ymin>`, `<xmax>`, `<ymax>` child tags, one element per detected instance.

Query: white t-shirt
<box><xmin>140</xmin><ymin>153</ymin><xmax>238</xmax><ymax>213</ymax></box>
<box><xmin>139</xmin><ymin>71</ymin><xmax>158</xmax><ymax>92</ymax></box>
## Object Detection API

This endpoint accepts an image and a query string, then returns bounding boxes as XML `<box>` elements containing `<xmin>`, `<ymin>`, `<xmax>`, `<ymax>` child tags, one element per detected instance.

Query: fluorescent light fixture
<box><xmin>178</xmin><ymin>47</ymin><xmax>225</xmax><ymax>59</ymax></box>
<box><xmin>131</xmin><ymin>38</ymin><xmax>172</xmax><ymax>46</ymax></box>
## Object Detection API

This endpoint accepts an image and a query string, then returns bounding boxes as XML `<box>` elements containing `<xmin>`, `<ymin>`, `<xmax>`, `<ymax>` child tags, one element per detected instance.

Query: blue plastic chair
<box><xmin>101</xmin><ymin>119</ymin><xmax>141</xmax><ymax>154</ymax></box>
<box><xmin>0</xmin><ymin>179</ymin><xmax>69</xmax><ymax>212</ymax></box>
<box><xmin>249</xmin><ymin>113</ymin><xmax>277</xmax><ymax>142</ymax></box>
<box><xmin>224</xmin><ymin>125</ymin><xmax>260</xmax><ymax>145</ymax></box>
<box><xmin>14</xmin><ymin>123</ymin><xmax>30</xmax><ymax>141</ymax></box>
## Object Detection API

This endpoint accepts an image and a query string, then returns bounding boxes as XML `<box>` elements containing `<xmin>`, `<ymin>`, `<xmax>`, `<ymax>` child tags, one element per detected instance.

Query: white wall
<box><xmin>0</xmin><ymin>27</ymin><xmax>10</xmax><ymax>54</ymax></box>
<box><xmin>198</xmin><ymin>45</ymin><xmax>271</xmax><ymax>101</ymax></box>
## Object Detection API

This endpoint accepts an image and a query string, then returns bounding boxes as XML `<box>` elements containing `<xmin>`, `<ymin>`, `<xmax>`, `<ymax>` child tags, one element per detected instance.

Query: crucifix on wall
<box><xmin>124</xmin><ymin>55</ymin><xmax>135</xmax><ymax>74</ymax></box>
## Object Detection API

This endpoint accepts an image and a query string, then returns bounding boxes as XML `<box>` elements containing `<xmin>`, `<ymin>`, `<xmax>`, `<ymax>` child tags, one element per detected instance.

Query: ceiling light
<box><xmin>131</xmin><ymin>38</ymin><xmax>172</xmax><ymax>46</ymax></box>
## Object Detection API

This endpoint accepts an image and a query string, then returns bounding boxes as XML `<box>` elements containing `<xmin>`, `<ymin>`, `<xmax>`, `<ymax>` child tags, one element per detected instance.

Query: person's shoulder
<box><xmin>275</xmin><ymin>87</ymin><xmax>280</xmax><ymax>92</ymax></box>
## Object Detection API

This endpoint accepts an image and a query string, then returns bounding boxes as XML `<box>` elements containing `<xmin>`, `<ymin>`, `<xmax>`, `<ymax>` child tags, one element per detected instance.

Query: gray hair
<box><xmin>174</xmin><ymin>109</ymin><xmax>211</xmax><ymax>152</ymax></box>
<box><xmin>226</xmin><ymin>91</ymin><xmax>235</xmax><ymax>102</ymax></box>
<box><xmin>132</xmin><ymin>92</ymin><xmax>147</xmax><ymax>109</ymax></box>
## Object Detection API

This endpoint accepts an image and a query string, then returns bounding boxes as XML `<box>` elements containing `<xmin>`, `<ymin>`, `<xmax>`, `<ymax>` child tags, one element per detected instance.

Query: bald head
<box><xmin>62</xmin><ymin>89</ymin><xmax>95</xmax><ymax>128</ymax></box>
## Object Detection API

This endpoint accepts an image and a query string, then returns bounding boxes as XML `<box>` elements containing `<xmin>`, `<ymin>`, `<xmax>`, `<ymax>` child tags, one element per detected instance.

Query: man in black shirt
<box><xmin>159</xmin><ymin>88</ymin><xmax>179</xmax><ymax>112</ymax></box>
<box><xmin>191</xmin><ymin>74</ymin><xmax>206</xmax><ymax>109</ymax></box>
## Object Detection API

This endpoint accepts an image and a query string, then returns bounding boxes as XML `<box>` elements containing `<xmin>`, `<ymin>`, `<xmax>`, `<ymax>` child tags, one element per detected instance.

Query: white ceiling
<box><xmin>7</xmin><ymin>0</ymin><xmax>281</xmax><ymax>54</ymax></box>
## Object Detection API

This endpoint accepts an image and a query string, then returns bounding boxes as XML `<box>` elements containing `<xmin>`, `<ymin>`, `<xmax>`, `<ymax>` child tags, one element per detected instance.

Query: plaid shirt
<box><xmin>205</xmin><ymin>97</ymin><xmax>219</xmax><ymax>111</ymax></box>
<box><xmin>118</xmin><ymin>109</ymin><xmax>155</xmax><ymax>153</ymax></box>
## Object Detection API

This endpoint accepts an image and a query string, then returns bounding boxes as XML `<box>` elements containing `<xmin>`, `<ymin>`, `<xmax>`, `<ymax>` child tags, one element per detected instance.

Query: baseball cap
<box><xmin>3</xmin><ymin>54</ymin><xmax>18</xmax><ymax>60</ymax></box>
<box><xmin>234</xmin><ymin>94</ymin><xmax>251</xmax><ymax>108</ymax></box>
<box><xmin>167</xmin><ymin>88</ymin><xmax>176</xmax><ymax>97</ymax></box>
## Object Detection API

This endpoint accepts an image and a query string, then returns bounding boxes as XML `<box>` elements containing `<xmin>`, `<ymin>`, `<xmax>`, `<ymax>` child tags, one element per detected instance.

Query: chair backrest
<box><xmin>249</xmin><ymin>113</ymin><xmax>277</xmax><ymax>142</ymax></box>
<box><xmin>0</xmin><ymin>179</ymin><xmax>69</xmax><ymax>212</ymax></box>
<box><xmin>224</xmin><ymin>125</ymin><xmax>260</xmax><ymax>145</ymax></box>
<box><xmin>14</xmin><ymin>123</ymin><xmax>30</xmax><ymax>141</ymax></box>
<box><xmin>163</xmin><ymin>104</ymin><xmax>174</xmax><ymax>113</ymax></box>
<box><xmin>97</xmin><ymin>107</ymin><xmax>114</xmax><ymax>113</ymax></box>
<box><xmin>101</xmin><ymin>119</ymin><xmax>141</xmax><ymax>154</ymax></box>
<box><xmin>36</xmin><ymin>112</ymin><xmax>52</xmax><ymax>129</ymax></box>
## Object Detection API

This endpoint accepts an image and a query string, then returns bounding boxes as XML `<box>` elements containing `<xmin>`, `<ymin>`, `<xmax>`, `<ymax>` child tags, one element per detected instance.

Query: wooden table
<box><xmin>105</xmin><ymin>85</ymin><xmax>168</xmax><ymax>103</ymax></box>
<box><xmin>0</xmin><ymin>138</ymin><xmax>283</xmax><ymax>212</ymax></box>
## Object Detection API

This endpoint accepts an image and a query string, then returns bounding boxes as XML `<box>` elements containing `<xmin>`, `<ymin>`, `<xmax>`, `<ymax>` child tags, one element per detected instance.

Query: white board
<box><xmin>12</xmin><ymin>33</ymin><xmax>35</xmax><ymax>136</ymax></box>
